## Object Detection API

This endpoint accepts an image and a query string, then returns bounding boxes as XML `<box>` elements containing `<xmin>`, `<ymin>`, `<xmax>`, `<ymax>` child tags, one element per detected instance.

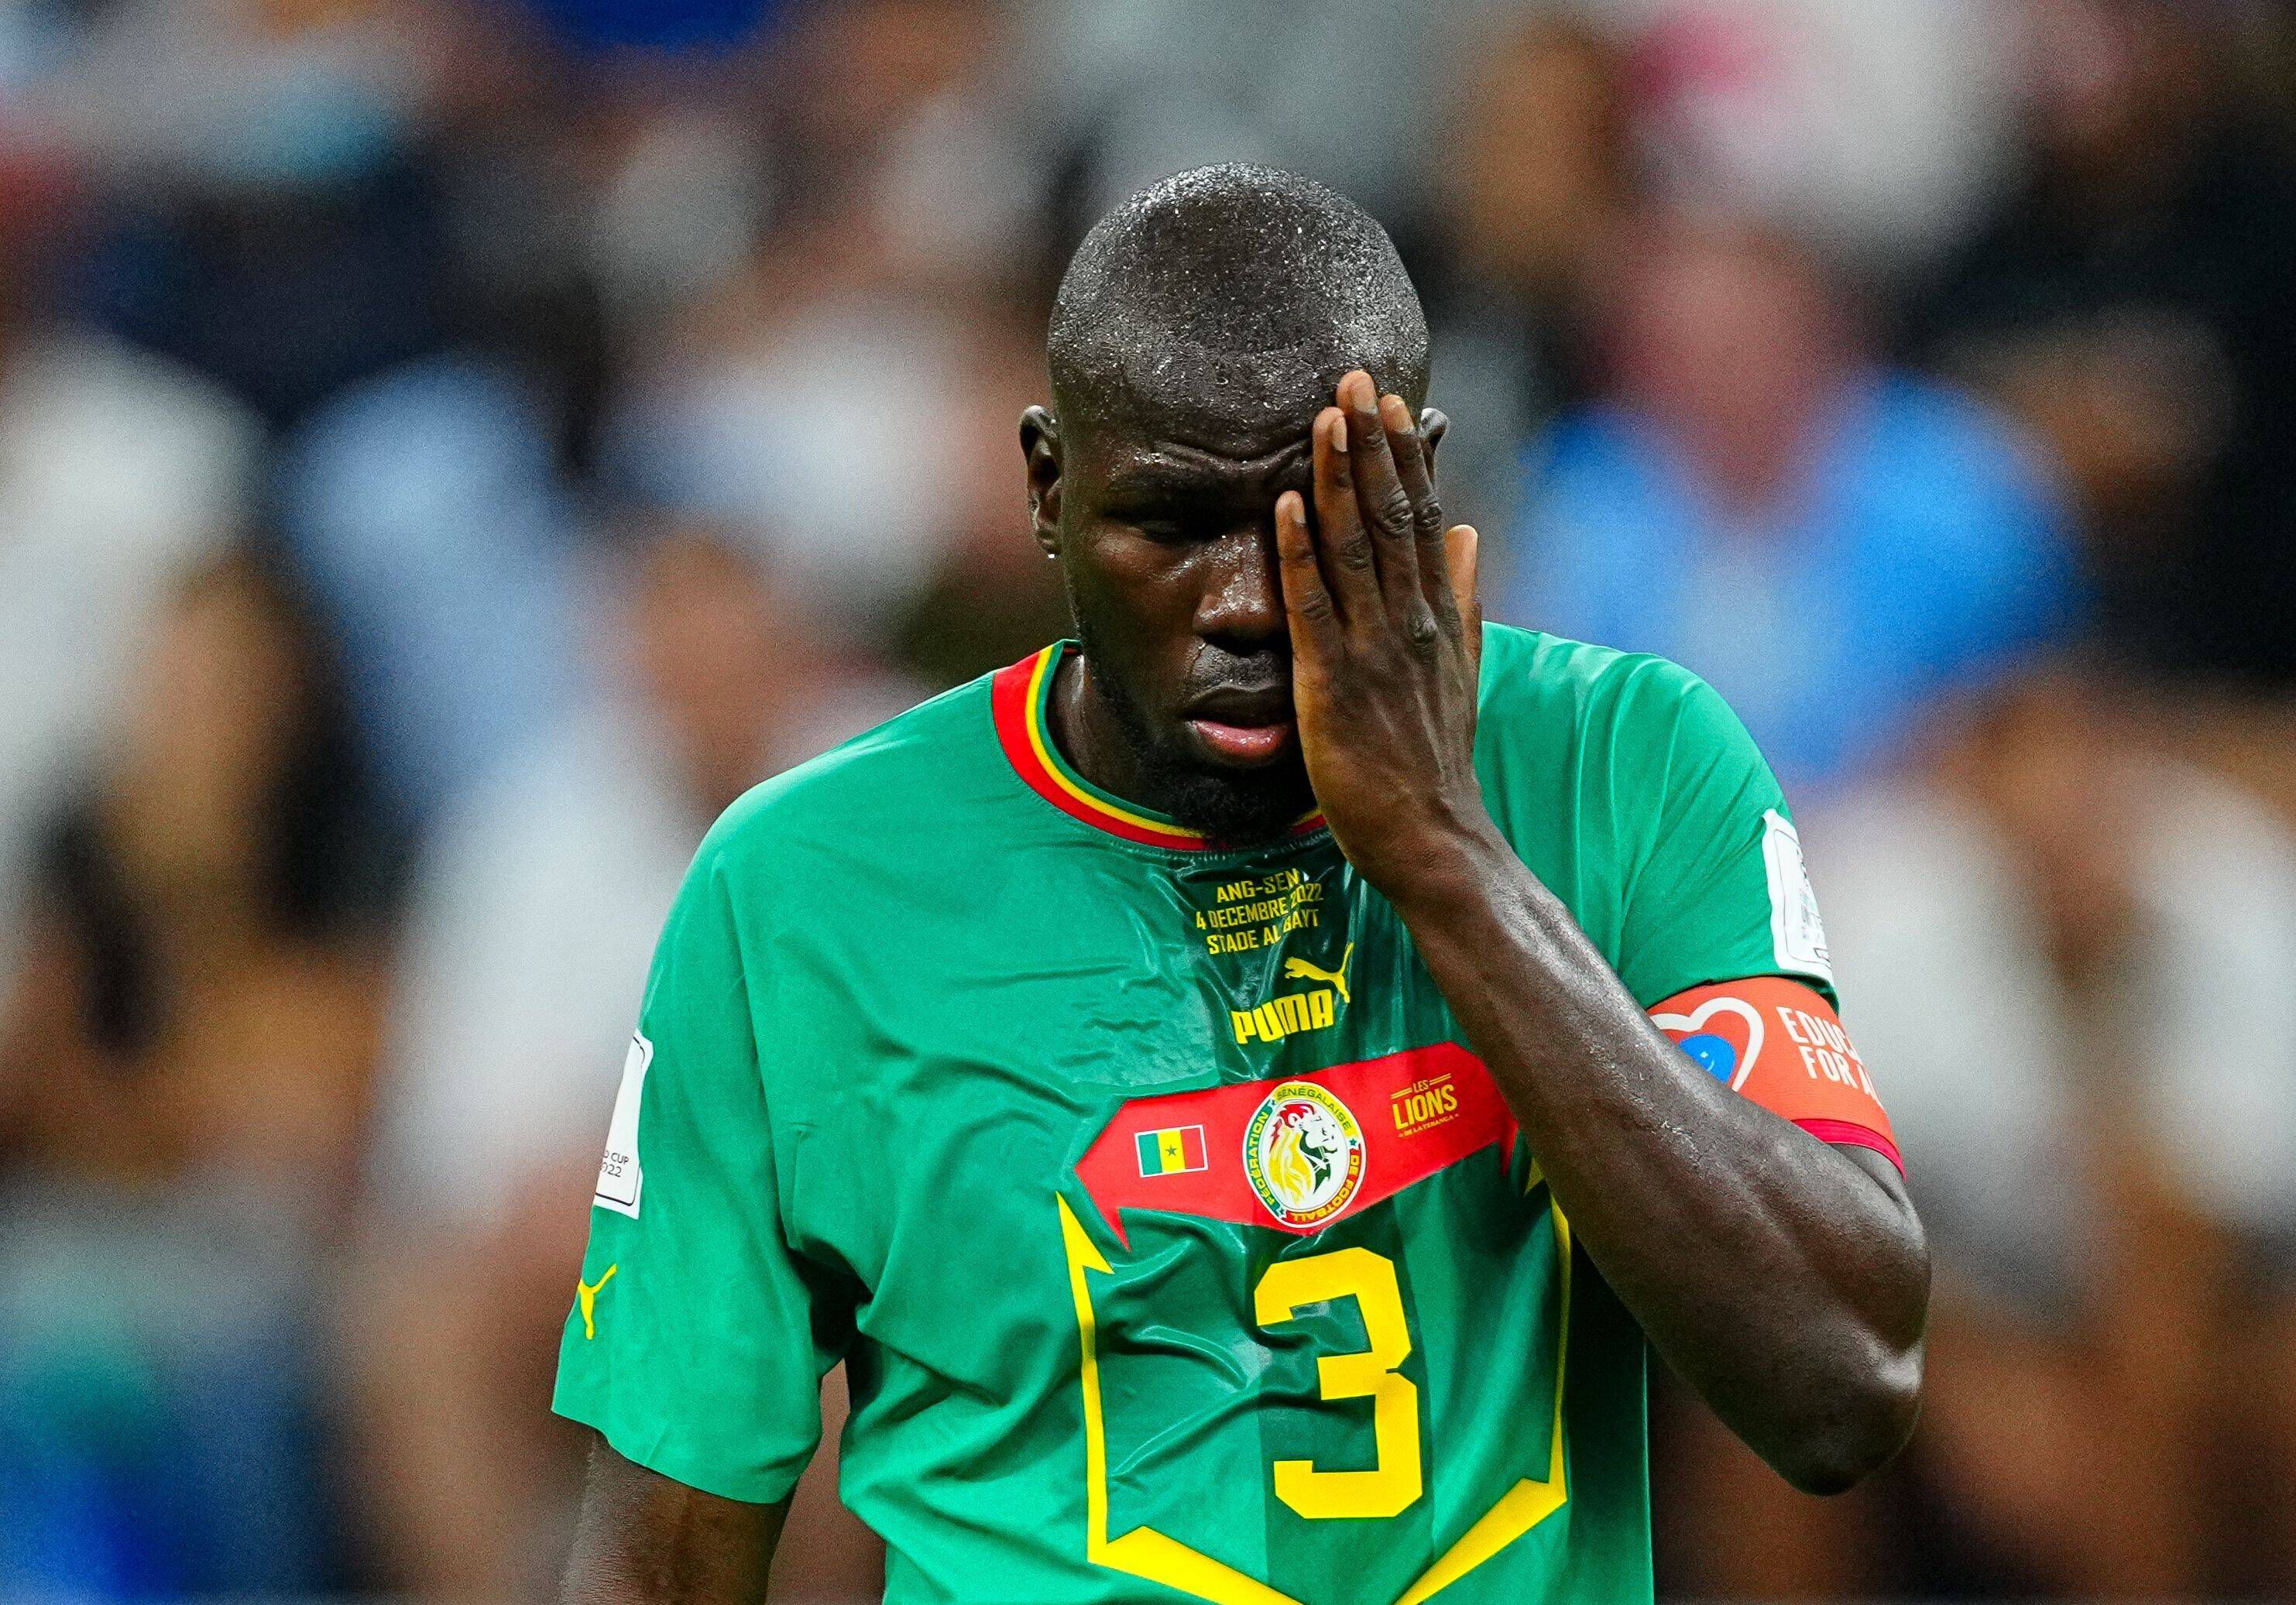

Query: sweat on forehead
<box><xmin>1048</xmin><ymin>163</ymin><xmax>1431</xmax><ymax>441</ymax></box>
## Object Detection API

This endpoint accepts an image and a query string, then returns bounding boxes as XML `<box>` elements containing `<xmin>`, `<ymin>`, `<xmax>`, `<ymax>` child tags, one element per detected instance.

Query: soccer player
<box><xmin>556</xmin><ymin>164</ymin><xmax>1927</xmax><ymax>1604</ymax></box>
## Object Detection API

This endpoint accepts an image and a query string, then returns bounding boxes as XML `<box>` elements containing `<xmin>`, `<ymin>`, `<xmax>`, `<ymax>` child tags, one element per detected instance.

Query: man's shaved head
<box><xmin>1048</xmin><ymin>163</ymin><xmax>1430</xmax><ymax>445</ymax></box>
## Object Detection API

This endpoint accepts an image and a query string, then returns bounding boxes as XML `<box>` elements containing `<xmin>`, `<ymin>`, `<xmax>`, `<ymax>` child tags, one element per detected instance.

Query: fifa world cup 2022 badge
<box><xmin>1244</xmin><ymin>1080</ymin><xmax>1367</xmax><ymax>1229</ymax></box>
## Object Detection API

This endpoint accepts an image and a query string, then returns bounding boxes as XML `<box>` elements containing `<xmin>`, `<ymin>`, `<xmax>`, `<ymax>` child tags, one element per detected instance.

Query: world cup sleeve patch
<box><xmin>1761</xmin><ymin>809</ymin><xmax>1834</xmax><ymax>985</ymax></box>
<box><xmin>594</xmin><ymin>1031</ymin><xmax>651</xmax><ymax>1217</ymax></box>
<box><xmin>1650</xmin><ymin>976</ymin><xmax>1900</xmax><ymax>1175</ymax></box>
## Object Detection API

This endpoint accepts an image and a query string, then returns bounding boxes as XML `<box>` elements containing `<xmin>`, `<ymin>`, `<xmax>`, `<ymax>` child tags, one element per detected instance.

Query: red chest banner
<box><xmin>1075</xmin><ymin>1043</ymin><xmax>1519</xmax><ymax>1245</ymax></box>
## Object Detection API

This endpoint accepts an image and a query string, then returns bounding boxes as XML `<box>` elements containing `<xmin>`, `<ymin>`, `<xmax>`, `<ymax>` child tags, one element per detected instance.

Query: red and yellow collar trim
<box><xmin>991</xmin><ymin>643</ymin><xmax>1324</xmax><ymax>850</ymax></box>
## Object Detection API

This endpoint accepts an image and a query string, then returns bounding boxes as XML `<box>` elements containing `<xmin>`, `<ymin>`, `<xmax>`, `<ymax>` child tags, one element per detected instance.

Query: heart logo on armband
<box><xmin>1651</xmin><ymin>996</ymin><xmax>1764</xmax><ymax>1093</ymax></box>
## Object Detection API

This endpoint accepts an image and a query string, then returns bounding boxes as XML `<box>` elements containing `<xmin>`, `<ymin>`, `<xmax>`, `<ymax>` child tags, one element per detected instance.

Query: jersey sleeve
<box><xmin>552</xmin><ymin>833</ymin><xmax>845</xmax><ymax>1504</ymax></box>
<box><xmin>1607</xmin><ymin>664</ymin><xmax>1897</xmax><ymax>1166</ymax></box>
<box><xmin>1611</xmin><ymin>663</ymin><xmax>1836</xmax><ymax>1009</ymax></box>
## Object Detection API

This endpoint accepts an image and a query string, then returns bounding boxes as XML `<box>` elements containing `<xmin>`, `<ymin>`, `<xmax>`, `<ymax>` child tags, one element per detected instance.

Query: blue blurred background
<box><xmin>2</xmin><ymin>0</ymin><xmax>2294</xmax><ymax>1597</ymax></box>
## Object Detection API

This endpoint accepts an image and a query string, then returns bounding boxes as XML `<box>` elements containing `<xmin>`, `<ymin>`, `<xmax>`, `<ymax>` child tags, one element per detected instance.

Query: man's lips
<box><xmin>1182</xmin><ymin>688</ymin><xmax>1296</xmax><ymax>764</ymax></box>
<box><xmin>1186</xmin><ymin>716</ymin><xmax>1296</xmax><ymax>763</ymax></box>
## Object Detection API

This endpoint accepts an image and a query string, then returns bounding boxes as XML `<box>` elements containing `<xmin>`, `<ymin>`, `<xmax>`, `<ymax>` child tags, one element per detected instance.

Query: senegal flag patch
<box><xmin>1135</xmin><ymin>1125</ymin><xmax>1207</xmax><ymax>1177</ymax></box>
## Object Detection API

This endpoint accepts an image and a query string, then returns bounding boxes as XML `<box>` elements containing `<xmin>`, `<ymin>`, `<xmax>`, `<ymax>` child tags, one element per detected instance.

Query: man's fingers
<box><xmin>1340</xmin><ymin>372</ymin><xmax>1419</xmax><ymax>619</ymax></box>
<box><xmin>1275</xmin><ymin>489</ymin><xmax>1339</xmax><ymax>647</ymax></box>
<box><xmin>1444</xmin><ymin>523</ymin><xmax>1483</xmax><ymax>677</ymax></box>
<box><xmin>1443</xmin><ymin>523</ymin><xmax>1479</xmax><ymax>613</ymax></box>
<box><xmin>1310</xmin><ymin>405</ymin><xmax>1377</xmax><ymax>619</ymax></box>
<box><xmin>1379</xmin><ymin>390</ymin><xmax>1453</xmax><ymax>630</ymax></box>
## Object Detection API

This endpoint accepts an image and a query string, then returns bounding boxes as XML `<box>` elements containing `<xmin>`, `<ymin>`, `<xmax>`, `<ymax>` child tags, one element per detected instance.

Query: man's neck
<box><xmin>1048</xmin><ymin>648</ymin><xmax>1155</xmax><ymax>809</ymax></box>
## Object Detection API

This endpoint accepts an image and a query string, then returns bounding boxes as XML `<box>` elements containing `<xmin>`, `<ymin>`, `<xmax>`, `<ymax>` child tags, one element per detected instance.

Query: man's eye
<box><xmin>1127</xmin><ymin>519</ymin><xmax>1196</xmax><ymax>544</ymax></box>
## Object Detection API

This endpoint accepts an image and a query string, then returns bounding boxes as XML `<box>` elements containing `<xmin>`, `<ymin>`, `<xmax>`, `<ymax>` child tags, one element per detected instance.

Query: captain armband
<box><xmin>1649</xmin><ymin>976</ymin><xmax>1901</xmax><ymax>1175</ymax></box>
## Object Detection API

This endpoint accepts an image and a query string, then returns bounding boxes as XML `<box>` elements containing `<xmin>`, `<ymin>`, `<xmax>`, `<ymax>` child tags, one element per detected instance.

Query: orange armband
<box><xmin>1649</xmin><ymin>976</ymin><xmax>1901</xmax><ymax>1175</ymax></box>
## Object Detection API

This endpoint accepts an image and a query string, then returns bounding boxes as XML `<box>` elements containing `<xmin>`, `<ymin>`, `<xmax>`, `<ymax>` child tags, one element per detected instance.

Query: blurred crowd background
<box><xmin>2</xmin><ymin>0</ymin><xmax>2293</xmax><ymax>1597</ymax></box>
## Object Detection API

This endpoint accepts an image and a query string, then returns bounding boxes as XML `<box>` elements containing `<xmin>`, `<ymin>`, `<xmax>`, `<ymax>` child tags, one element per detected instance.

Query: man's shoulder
<box><xmin>1476</xmin><ymin>621</ymin><xmax>1725</xmax><ymax>753</ymax></box>
<box><xmin>696</xmin><ymin>668</ymin><xmax>1014</xmax><ymax>880</ymax></box>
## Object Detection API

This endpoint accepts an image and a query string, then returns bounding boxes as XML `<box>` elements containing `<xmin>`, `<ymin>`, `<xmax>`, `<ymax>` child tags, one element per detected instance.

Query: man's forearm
<box><xmin>1385</xmin><ymin>818</ymin><xmax>1929</xmax><ymax>1492</ymax></box>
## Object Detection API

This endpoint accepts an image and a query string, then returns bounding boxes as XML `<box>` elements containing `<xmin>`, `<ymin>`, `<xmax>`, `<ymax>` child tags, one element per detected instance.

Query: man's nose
<box><xmin>1194</xmin><ymin>525</ymin><xmax>1286</xmax><ymax>646</ymax></box>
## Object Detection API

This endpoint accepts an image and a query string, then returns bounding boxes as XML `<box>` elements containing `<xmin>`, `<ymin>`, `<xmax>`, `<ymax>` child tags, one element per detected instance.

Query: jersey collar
<box><xmin>990</xmin><ymin>643</ymin><xmax>1325</xmax><ymax>851</ymax></box>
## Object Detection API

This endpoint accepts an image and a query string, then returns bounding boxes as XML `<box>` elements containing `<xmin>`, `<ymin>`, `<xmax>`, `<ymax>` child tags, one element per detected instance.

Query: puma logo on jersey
<box><xmin>1281</xmin><ymin>942</ymin><xmax>1353</xmax><ymax>1003</ymax></box>
<box><xmin>1234</xmin><ymin>945</ymin><xmax>1352</xmax><ymax>1044</ymax></box>
<box><xmin>577</xmin><ymin>1264</ymin><xmax>618</xmax><ymax>1340</ymax></box>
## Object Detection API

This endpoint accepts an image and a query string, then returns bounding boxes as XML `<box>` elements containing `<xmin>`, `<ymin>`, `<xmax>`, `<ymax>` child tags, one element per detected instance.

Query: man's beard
<box><xmin>1076</xmin><ymin>628</ymin><xmax>1314</xmax><ymax>846</ymax></box>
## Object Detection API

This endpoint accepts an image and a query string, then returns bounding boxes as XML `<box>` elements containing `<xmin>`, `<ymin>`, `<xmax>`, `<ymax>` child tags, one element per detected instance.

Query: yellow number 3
<box><xmin>1254</xmin><ymin>1248</ymin><xmax>1422</xmax><ymax>1520</ymax></box>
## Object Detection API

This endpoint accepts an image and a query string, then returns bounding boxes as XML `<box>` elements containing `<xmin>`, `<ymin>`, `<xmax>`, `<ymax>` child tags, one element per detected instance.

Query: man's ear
<box><xmin>1419</xmin><ymin>406</ymin><xmax>1449</xmax><ymax>465</ymax></box>
<box><xmin>1021</xmin><ymin>406</ymin><xmax>1062</xmax><ymax>558</ymax></box>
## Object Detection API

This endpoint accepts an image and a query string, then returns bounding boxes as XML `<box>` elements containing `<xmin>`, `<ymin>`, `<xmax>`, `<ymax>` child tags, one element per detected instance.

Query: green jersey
<box><xmin>555</xmin><ymin>623</ymin><xmax>1837</xmax><ymax>1604</ymax></box>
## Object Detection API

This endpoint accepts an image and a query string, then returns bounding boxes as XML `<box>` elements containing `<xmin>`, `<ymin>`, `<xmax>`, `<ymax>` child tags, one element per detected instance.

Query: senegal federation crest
<box><xmin>1244</xmin><ymin>1081</ymin><xmax>1366</xmax><ymax>1229</ymax></box>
